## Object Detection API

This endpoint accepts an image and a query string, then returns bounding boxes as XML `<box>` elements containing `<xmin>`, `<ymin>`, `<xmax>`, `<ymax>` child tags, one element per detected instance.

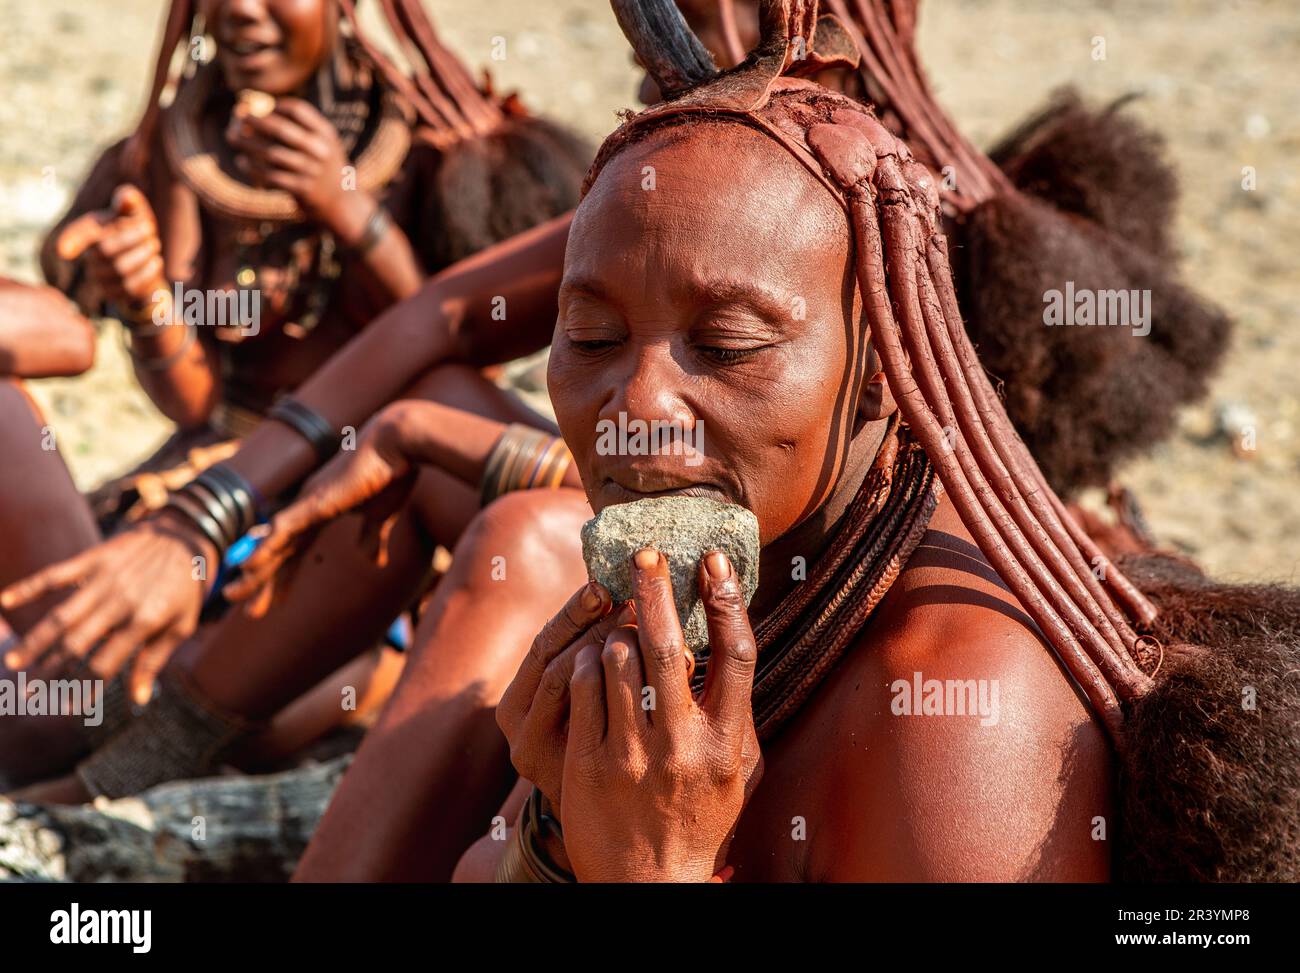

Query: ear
<box><xmin>857</xmin><ymin>343</ymin><xmax>897</xmax><ymax>422</ymax></box>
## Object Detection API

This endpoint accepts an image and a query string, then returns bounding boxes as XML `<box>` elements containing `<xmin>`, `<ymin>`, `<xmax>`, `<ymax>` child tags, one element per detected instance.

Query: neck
<box><xmin>750</xmin><ymin>416</ymin><xmax>891</xmax><ymax>621</ymax></box>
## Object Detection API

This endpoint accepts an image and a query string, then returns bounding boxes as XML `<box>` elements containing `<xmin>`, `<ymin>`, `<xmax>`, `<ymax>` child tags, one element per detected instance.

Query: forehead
<box><xmin>568</xmin><ymin>121</ymin><xmax>848</xmax><ymax>297</ymax></box>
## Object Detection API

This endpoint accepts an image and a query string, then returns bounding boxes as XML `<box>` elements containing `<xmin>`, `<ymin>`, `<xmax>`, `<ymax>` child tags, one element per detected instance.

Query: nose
<box><xmin>599</xmin><ymin>340</ymin><xmax>699</xmax><ymax>435</ymax></box>
<box><xmin>220</xmin><ymin>0</ymin><xmax>267</xmax><ymax>27</ymax></box>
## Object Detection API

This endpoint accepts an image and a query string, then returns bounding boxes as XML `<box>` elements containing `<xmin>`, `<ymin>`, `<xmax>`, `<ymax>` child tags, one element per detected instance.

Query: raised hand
<box><xmin>57</xmin><ymin>184</ymin><xmax>166</xmax><ymax>311</ymax></box>
<box><xmin>226</xmin><ymin>97</ymin><xmax>371</xmax><ymax>241</ymax></box>
<box><xmin>558</xmin><ymin>548</ymin><xmax>763</xmax><ymax>883</ymax></box>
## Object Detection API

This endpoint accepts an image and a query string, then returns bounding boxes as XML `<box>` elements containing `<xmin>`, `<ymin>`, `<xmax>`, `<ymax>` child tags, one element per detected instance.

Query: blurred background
<box><xmin>0</xmin><ymin>0</ymin><xmax>1296</xmax><ymax>581</ymax></box>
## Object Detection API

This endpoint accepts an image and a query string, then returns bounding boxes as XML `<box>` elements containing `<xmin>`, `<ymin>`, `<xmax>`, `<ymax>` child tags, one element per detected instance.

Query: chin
<box><xmin>217</xmin><ymin>59</ymin><xmax>301</xmax><ymax>97</ymax></box>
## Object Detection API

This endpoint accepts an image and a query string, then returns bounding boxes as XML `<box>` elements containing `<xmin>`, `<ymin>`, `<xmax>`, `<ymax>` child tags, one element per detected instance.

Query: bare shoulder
<box><xmin>808</xmin><ymin>494</ymin><xmax>1115</xmax><ymax>881</ymax></box>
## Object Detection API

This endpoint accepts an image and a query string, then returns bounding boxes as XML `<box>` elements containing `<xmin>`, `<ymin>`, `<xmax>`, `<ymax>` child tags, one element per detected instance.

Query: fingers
<box><xmin>499</xmin><ymin>581</ymin><xmax>612</xmax><ymax>729</ymax></box>
<box><xmin>566</xmin><ymin>641</ymin><xmax>606</xmax><ymax>759</ymax></box>
<box><xmin>94</xmin><ymin>219</ymin><xmax>155</xmax><ymax>259</ymax></box>
<box><xmin>601</xmin><ymin>624</ymin><xmax>646</xmax><ymax>744</ymax></box>
<box><xmin>56</xmin><ymin>211</ymin><xmax>110</xmax><ymax>260</ymax></box>
<box><xmin>128</xmin><ymin>625</ymin><xmax>186</xmax><ymax>707</ymax></box>
<box><xmin>88</xmin><ymin>623</ymin><xmax>150</xmax><ymax>682</ymax></box>
<box><xmin>510</xmin><ymin>609</ymin><xmax>625</xmax><ymax>802</ymax></box>
<box><xmin>359</xmin><ymin>471</ymin><xmax>416</xmax><ymax>568</ymax></box>
<box><xmin>629</xmin><ymin>548</ymin><xmax>691</xmax><ymax>722</ymax></box>
<box><xmin>59</xmin><ymin>593</ymin><xmax>133</xmax><ymax>660</ymax></box>
<box><xmin>112</xmin><ymin>184</ymin><xmax>154</xmax><ymax>223</ymax></box>
<box><xmin>120</xmin><ymin>253</ymin><xmax>166</xmax><ymax>298</ymax></box>
<box><xmin>244</xmin><ymin>572</ymin><xmax>278</xmax><ymax>620</ymax></box>
<box><xmin>0</xmin><ymin>554</ymin><xmax>90</xmax><ymax>611</ymax></box>
<box><xmin>244</xmin><ymin>110</ymin><xmax>326</xmax><ymax>155</ymax></box>
<box><xmin>4</xmin><ymin>581</ymin><xmax>105</xmax><ymax>669</ymax></box>
<box><xmin>271</xmin><ymin>98</ymin><xmax>332</xmax><ymax>134</ymax></box>
<box><xmin>697</xmin><ymin>552</ymin><xmax>759</xmax><ymax>735</ymax></box>
<box><xmin>221</xmin><ymin>525</ymin><xmax>280</xmax><ymax>602</ymax></box>
<box><xmin>519</xmin><ymin>608</ymin><xmax>626</xmax><ymax>739</ymax></box>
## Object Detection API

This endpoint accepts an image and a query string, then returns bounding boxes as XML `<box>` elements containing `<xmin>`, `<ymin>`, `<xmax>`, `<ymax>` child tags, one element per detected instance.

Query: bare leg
<box><xmin>294</xmin><ymin>487</ymin><xmax>592</xmax><ymax>882</ymax></box>
<box><xmin>5</xmin><ymin>364</ymin><xmax>550</xmax><ymax>792</ymax></box>
<box><xmin>181</xmin><ymin>363</ymin><xmax>549</xmax><ymax>721</ymax></box>
<box><xmin>0</xmin><ymin>379</ymin><xmax>100</xmax><ymax>787</ymax></box>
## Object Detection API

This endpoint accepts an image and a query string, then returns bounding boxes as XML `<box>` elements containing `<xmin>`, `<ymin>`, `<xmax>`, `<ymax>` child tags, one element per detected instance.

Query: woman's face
<box><xmin>549</xmin><ymin>122</ymin><xmax>876</xmax><ymax>546</ymax></box>
<box><xmin>204</xmin><ymin>0</ymin><xmax>335</xmax><ymax>95</ymax></box>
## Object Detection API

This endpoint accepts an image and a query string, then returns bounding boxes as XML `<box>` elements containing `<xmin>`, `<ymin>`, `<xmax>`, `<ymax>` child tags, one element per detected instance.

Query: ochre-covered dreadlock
<box><xmin>698</xmin><ymin>0</ymin><xmax>1233</xmax><ymax>496</ymax></box>
<box><xmin>604</xmin><ymin>0</ymin><xmax>1299</xmax><ymax>881</ymax></box>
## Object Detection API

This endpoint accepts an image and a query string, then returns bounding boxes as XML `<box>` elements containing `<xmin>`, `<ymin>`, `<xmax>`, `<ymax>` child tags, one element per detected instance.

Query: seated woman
<box><xmin>460</xmin><ymin>2</ymin><xmax>1296</xmax><ymax>882</ymax></box>
<box><xmin>0</xmin><ymin>0</ymin><xmax>1237</xmax><ymax>848</ymax></box>
<box><xmin>0</xmin><ymin>0</ymin><xmax>589</xmax><ymax>787</ymax></box>
<box><xmin>267</xmin><ymin>1</ymin><xmax>1294</xmax><ymax>882</ymax></box>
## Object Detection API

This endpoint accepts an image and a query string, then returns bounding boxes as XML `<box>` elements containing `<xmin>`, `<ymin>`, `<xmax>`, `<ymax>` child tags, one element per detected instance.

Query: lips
<box><xmin>598</xmin><ymin>473</ymin><xmax>729</xmax><ymax>506</ymax></box>
<box><xmin>222</xmin><ymin>37</ymin><xmax>281</xmax><ymax>64</ymax></box>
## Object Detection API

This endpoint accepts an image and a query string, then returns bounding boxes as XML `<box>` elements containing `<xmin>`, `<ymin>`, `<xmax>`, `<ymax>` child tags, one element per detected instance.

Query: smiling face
<box><xmin>203</xmin><ymin>0</ymin><xmax>336</xmax><ymax>95</ymax></box>
<box><xmin>549</xmin><ymin>120</ymin><xmax>882</xmax><ymax>547</ymax></box>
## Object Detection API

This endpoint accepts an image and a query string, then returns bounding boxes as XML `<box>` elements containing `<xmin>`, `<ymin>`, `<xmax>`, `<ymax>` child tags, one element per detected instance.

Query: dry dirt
<box><xmin>1</xmin><ymin>0</ymin><xmax>1297</xmax><ymax>582</ymax></box>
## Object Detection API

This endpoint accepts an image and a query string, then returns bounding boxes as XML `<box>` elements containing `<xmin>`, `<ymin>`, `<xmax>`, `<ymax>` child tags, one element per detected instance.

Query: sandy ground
<box><xmin>1</xmin><ymin>0</ymin><xmax>1296</xmax><ymax>582</ymax></box>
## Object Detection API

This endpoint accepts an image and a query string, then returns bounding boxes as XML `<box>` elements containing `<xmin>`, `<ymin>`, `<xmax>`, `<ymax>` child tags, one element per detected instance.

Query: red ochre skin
<box><xmin>0</xmin><ymin>209</ymin><xmax>571</xmax><ymax>787</ymax></box>
<box><xmin>459</xmin><ymin>122</ymin><xmax>1111</xmax><ymax>882</ymax></box>
<box><xmin>0</xmin><ymin>0</ymin><xmax>573</xmax><ymax>726</ymax></box>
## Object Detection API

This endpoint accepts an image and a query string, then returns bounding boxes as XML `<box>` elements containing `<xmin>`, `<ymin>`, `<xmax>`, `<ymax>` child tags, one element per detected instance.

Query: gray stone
<box><xmin>581</xmin><ymin>497</ymin><xmax>760</xmax><ymax>650</ymax></box>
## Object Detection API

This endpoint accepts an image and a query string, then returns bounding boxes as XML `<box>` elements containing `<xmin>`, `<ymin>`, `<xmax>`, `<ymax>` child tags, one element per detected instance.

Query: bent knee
<box><xmin>452</xmin><ymin>830</ymin><xmax>509</xmax><ymax>882</ymax></box>
<box><xmin>452</xmin><ymin>489</ymin><xmax>590</xmax><ymax>593</ymax></box>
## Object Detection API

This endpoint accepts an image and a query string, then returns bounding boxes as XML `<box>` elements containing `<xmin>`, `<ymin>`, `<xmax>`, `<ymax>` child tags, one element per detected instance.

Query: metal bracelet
<box><xmin>349</xmin><ymin>204</ymin><xmax>392</xmax><ymax>256</ymax></box>
<box><xmin>267</xmin><ymin>395</ymin><xmax>341</xmax><ymax>463</ymax></box>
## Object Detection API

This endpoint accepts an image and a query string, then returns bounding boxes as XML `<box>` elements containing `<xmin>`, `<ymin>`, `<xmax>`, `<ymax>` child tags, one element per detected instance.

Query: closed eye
<box><xmin>569</xmin><ymin>337</ymin><xmax>621</xmax><ymax>354</ymax></box>
<box><xmin>698</xmin><ymin>345</ymin><xmax>766</xmax><ymax>364</ymax></box>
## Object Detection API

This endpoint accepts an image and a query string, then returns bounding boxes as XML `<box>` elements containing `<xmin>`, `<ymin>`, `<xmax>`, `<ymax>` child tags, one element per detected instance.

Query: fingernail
<box><xmin>4</xmin><ymin>652</ymin><xmax>18</xmax><ymax>669</ymax></box>
<box><xmin>133</xmin><ymin>686</ymin><xmax>151</xmax><ymax>707</ymax></box>
<box><xmin>616</xmin><ymin>602</ymin><xmax>636</xmax><ymax>626</ymax></box>
<box><xmin>705</xmin><ymin>551</ymin><xmax>732</xmax><ymax>580</ymax></box>
<box><xmin>581</xmin><ymin>583</ymin><xmax>603</xmax><ymax>612</ymax></box>
<box><xmin>634</xmin><ymin>548</ymin><xmax>659</xmax><ymax>570</ymax></box>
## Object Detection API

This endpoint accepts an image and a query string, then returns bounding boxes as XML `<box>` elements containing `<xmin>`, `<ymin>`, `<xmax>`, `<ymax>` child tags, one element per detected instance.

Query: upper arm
<box><xmin>816</xmin><ymin>524</ymin><xmax>1115</xmax><ymax>881</ymax></box>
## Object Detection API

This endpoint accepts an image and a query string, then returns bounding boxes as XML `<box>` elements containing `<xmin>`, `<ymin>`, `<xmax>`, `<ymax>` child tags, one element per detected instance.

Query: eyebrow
<box><xmin>687</xmin><ymin>277</ymin><xmax>791</xmax><ymax>321</ymax></box>
<box><xmin>560</xmin><ymin>273</ymin><xmax>792</xmax><ymax>323</ymax></box>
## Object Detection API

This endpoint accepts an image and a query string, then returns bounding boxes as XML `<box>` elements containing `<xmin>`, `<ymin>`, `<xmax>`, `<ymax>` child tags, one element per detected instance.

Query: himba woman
<box><xmin>5</xmin><ymin>0</ymin><xmax>1274</xmax><ymax>879</ymax></box>
<box><xmin>0</xmin><ymin>0</ymin><xmax>591</xmax><ymax>789</ymax></box>
<box><xmin>242</xmin><ymin>0</ymin><xmax>1243</xmax><ymax>880</ymax></box>
<box><xmin>276</xmin><ymin>0</ymin><xmax>1296</xmax><ymax>882</ymax></box>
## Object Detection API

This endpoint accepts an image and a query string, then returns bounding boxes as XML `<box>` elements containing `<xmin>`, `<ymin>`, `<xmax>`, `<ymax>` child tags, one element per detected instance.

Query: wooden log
<box><xmin>0</xmin><ymin>756</ymin><xmax>349</xmax><ymax>883</ymax></box>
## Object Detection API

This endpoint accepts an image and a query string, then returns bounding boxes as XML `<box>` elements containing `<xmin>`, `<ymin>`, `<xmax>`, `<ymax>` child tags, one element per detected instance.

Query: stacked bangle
<box><xmin>349</xmin><ymin>204</ymin><xmax>392</xmax><ymax>255</ymax></box>
<box><xmin>267</xmin><ymin>395</ymin><xmax>341</xmax><ymax>463</ymax></box>
<box><xmin>494</xmin><ymin>787</ymin><xmax>575</xmax><ymax>883</ymax></box>
<box><xmin>492</xmin><ymin>786</ymin><xmax>735</xmax><ymax>883</ymax></box>
<box><xmin>479</xmin><ymin>424</ymin><xmax>573</xmax><ymax>508</ymax></box>
<box><xmin>162</xmin><ymin>463</ymin><xmax>259</xmax><ymax>556</ymax></box>
<box><xmin>123</xmin><ymin>321</ymin><xmax>197</xmax><ymax>371</ymax></box>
